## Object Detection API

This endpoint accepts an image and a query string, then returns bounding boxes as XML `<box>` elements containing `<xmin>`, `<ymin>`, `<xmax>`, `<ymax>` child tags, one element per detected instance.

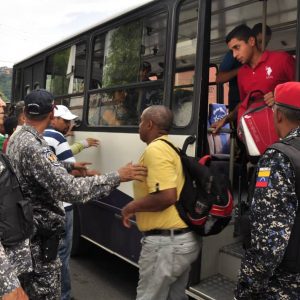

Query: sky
<box><xmin>0</xmin><ymin>0</ymin><xmax>152</xmax><ymax>67</ymax></box>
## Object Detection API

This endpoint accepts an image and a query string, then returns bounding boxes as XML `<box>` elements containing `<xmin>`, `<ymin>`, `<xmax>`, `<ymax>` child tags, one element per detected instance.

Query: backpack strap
<box><xmin>269</xmin><ymin>136</ymin><xmax>300</xmax><ymax>199</ymax></box>
<box><xmin>156</xmin><ymin>139</ymin><xmax>181</xmax><ymax>156</ymax></box>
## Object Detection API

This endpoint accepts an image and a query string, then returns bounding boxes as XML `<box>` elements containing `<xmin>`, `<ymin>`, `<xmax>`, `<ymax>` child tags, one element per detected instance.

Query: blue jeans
<box><xmin>58</xmin><ymin>208</ymin><xmax>73</xmax><ymax>300</ymax></box>
<box><xmin>136</xmin><ymin>231</ymin><xmax>201</xmax><ymax>300</ymax></box>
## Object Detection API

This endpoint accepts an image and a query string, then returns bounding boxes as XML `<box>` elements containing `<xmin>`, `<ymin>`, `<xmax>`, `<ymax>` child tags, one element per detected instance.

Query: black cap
<box><xmin>24</xmin><ymin>89</ymin><xmax>54</xmax><ymax>116</ymax></box>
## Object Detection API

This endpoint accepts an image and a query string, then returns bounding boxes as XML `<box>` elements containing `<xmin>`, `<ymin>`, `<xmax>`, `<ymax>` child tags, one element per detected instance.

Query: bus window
<box><xmin>172</xmin><ymin>0</ymin><xmax>199</xmax><ymax>127</ymax></box>
<box><xmin>46</xmin><ymin>42</ymin><xmax>86</xmax><ymax>96</ymax></box>
<box><xmin>88</xmin><ymin>86</ymin><xmax>164</xmax><ymax>127</ymax></box>
<box><xmin>90</xmin><ymin>12</ymin><xmax>167</xmax><ymax>90</ymax></box>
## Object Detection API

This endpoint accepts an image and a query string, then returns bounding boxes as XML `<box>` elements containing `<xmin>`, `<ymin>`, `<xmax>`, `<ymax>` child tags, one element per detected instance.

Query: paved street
<box><xmin>70</xmin><ymin>240</ymin><xmax>139</xmax><ymax>300</ymax></box>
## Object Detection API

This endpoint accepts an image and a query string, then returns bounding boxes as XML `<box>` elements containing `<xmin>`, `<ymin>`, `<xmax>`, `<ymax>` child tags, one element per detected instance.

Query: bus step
<box><xmin>220</xmin><ymin>241</ymin><xmax>244</xmax><ymax>259</ymax></box>
<box><xmin>188</xmin><ymin>274</ymin><xmax>235</xmax><ymax>300</ymax></box>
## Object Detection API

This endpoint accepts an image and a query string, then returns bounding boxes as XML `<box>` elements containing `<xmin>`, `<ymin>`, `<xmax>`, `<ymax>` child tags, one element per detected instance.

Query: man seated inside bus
<box><xmin>102</xmin><ymin>90</ymin><xmax>138</xmax><ymax>126</ymax></box>
<box><xmin>139</xmin><ymin>61</ymin><xmax>157</xmax><ymax>82</ymax></box>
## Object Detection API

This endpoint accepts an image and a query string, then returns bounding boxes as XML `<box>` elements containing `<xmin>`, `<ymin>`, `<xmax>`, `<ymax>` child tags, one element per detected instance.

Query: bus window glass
<box><xmin>172</xmin><ymin>0</ymin><xmax>198</xmax><ymax>127</ymax></box>
<box><xmin>46</xmin><ymin>42</ymin><xmax>86</xmax><ymax>96</ymax></box>
<box><xmin>54</xmin><ymin>95</ymin><xmax>84</xmax><ymax>121</ymax></box>
<box><xmin>102</xmin><ymin>21</ymin><xmax>143</xmax><ymax>87</ymax></box>
<box><xmin>139</xmin><ymin>12</ymin><xmax>167</xmax><ymax>82</ymax></box>
<box><xmin>88</xmin><ymin>86</ymin><xmax>164</xmax><ymax>126</ymax></box>
<box><xmin>91</xmin><ymin>12</ymin><xmax>167</xmax><ymax>89</ymax></box>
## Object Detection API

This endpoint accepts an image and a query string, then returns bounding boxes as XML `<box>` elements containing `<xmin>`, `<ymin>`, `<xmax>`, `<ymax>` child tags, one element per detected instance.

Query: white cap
<box><xmin>54</xmin><ymin>105</ymin><xmax>78</xmax><ymax>120</ymax></box>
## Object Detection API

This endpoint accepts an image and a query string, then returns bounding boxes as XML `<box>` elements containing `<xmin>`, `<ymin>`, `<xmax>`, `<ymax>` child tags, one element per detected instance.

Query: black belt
<box><xmin>143</xmin><ymin>228</ymin><xmax>191</xmax><ymax>236</ymax></box>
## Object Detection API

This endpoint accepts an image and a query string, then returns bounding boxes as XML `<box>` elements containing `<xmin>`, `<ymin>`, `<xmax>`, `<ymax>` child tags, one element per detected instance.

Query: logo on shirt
<box><xmin>255</xmin><ymin>167</ymin><xmax>271</xmax><ymax>188</ymax></box>
<box><xmin>265</xmin><ymin>66</ymin><xmax>273</xmax><ymax>79</ymax></box>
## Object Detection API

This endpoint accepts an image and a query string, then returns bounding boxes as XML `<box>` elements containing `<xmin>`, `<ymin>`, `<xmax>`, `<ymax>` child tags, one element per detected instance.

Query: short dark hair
<box><xmin>4</xmin><ymin>116</ymin><xmax>18</xmax><ymax>135</ymax></box>
<box><xmin>276</xmin><ymin>105</ymin><xmax>300</xmax><ymax>122</ymax></box>
<box><xmin>226</xmin><ymin>24</ymin><xmax>254</xmax><ymax>44</ymax></box>
<box><xmin>14</xmin><ymin>101</ymin><xmax>25</xmax><ymax>120</ymax></box>
<box><xmin>252</xmin><ymin>23</ymin><xmax>272</xmax><ymax>37</ymax></box>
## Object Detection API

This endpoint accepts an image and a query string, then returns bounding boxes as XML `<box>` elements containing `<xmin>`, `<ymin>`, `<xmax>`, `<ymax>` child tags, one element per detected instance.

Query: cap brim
<box><xmin>60</xmin><ymin>112</ymin><xmax>78</xmax><ymax>120</ymax></box>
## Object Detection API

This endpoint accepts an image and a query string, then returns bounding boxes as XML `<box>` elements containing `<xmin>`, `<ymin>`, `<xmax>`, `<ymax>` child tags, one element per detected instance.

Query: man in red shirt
<box><xmin>213</xmin><ymin>24</ymin><xmax>295</xmax><ymax>132</ymax></box>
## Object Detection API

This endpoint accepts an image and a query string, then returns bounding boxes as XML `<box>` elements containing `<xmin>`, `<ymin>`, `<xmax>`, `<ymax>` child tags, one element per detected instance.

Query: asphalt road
<box><xmin>70</xmin><ymin>240</ymin><xmax>139</xmax><ymax>300</ymax></box>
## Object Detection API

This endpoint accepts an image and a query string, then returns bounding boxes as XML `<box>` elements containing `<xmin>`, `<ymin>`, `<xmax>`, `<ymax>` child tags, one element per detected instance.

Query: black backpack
<box><xmin>0</xmin><ymin>152</ymin><xmax>33</xmax><ymax>246</ymax></box>
<box><xmin>159</xmin><ymin>139</ymin><xmax>234</xmax><ymax>236</ymax></box>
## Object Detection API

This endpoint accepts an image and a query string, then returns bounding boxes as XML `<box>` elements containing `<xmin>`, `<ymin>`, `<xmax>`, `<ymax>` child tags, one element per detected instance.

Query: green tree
<box><xmin>103</xmin><ymin>20</ymin><xmax>142</xmax><ymax>87</ymax></box>
<box><xmin>0</xmin><ymin>71</ymin><xmax>12</xmax><ymax>101</ymax></box>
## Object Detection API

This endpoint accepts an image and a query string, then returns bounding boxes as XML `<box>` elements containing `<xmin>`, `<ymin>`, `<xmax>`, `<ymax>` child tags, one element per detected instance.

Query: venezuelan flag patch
<box><xmin>256</xmin><ymin>167</ymin><xmax>271</xmax><ymax>188</ymax></box>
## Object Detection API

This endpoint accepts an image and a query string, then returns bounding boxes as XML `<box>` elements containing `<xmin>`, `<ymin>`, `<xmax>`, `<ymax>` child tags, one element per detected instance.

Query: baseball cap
<box><xmin>274</xmin><ymin>82</ymin><xmax>300</xmax><ymax>110</ymax></box>
<box><xmin>54</xmin><ymin>105</ymin><xmax>78</xmax><ymax>120</ymax></box>
<box><xmin>25</xmin><ymin>89</ymin><xmax>54</xmax><ymax>115</ymax></box>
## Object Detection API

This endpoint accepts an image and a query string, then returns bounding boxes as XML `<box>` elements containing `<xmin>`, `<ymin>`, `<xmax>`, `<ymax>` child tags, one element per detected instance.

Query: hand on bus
<box><xmin>85</xmin><ymin>138</ymin><xmax>100</xmax><ymax>148</ymax></box>
<box><xmin>118</xmin><ymin>162</ymin><xmax>147</xmax><ymax>182</ymax></box>
<box><xmin>211</xmin><ymin>117</ymin><xmax>227</xmax><ymax>134</ymax></box>
<box><xmin>3</xmin><ymin>287</ymin><xmax>29</xmax><ymax>300</ymax></box>
<box><xmin>264</xmin><ymin>91</ymin><xmax>274</xmax><ymax>106</ymax></box>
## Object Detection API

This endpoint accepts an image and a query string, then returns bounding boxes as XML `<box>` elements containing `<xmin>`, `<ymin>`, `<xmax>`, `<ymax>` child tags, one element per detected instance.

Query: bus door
<box><xmin>187</xmin><ymin>0</ymin><xmax>299</xmax><ymax>299</ymax></box>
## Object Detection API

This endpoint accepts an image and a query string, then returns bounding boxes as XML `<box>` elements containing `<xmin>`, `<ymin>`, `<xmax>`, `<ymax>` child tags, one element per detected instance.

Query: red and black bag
<box><xmin>237</xmin><ymin>90</ymin><xmax>278</xmax><ymax>157</ymax></box>
<box><xmin>159</xmin><ymin>139</ymin><xmax>233</xmax><ymax>236</ymax></box>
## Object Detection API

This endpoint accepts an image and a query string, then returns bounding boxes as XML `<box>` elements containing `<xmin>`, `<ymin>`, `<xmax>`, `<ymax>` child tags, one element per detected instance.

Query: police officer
<box><xmin>7</xmin><ymin>89</ymin><xmax>147</xmax><ymax>300</ymax></box>
<box><xmin>0</xmin><ymin>98</ymin><xmax>30</xmax><ymax>300</ymax></box>
<box><xmin>235</xmin><ymin>82</ymin><xmax>300</xmax><ymax>299</ymax></box>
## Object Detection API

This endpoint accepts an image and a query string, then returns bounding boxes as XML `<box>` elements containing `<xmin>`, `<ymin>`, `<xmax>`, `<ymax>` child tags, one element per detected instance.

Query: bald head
<box><xmin>143</xmin><ymin>105</ymin><xmax>173</xmax><ymax>132</ymax></box>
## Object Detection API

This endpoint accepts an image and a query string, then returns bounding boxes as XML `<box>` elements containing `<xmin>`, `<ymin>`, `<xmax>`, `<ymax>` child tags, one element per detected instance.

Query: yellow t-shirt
<box><xmin>133</xmin><ymin>136</ymin><xmax>187</xmax><ymax>231</ymax></box>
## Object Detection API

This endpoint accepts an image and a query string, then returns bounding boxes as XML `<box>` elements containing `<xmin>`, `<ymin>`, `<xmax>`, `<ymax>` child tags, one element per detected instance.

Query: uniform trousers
<box><xmin>58</xmin><ymin>207</ymin><xmax>73</xmax><ymax>300</ymax></box>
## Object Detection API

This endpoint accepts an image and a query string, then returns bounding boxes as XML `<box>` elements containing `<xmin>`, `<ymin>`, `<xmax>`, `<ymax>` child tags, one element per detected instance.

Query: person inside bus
<box><xmin>121</xmin><ymin>105</ymin><xmax>200</xmax><ymax>300</ymax></box>
<box><xmin>216</xmin><ymin>23</ymin><xmax>272</xmax><ymax>114</ymax></box>
<box><xmin>138</xmin><ymin>61</ymin><xmax>162</xmax><ymax>114</ymax></box>
<box><xmin>102</xmin><ymin>89</ymin><xmax>138</xmax><ymax>126</ymax></box>
<box><xmin>212</xmin><ymin>24</ymin><xmax>295</xmax><ymax>133</ymax></box>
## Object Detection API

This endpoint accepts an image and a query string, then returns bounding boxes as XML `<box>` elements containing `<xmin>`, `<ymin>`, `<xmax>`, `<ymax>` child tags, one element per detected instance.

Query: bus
<box><xmin>11</xmin><ymin>0</ymin><xmax>300</xmax><ymax>299</ymax></box>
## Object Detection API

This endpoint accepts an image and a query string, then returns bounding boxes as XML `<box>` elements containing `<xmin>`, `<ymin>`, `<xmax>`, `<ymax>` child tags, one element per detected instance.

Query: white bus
<box><xmin>11</xmin><ymin>0</ymin><xmax>299</xmax><ymax>299</ymax></box>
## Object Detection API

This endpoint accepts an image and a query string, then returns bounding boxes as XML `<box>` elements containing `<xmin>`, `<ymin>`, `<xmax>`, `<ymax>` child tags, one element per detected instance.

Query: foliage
<box><xmin>0</xmin><ymin>70</ymin><xmax>12</xmax><ymax>101</ymax></box>
<box><xmin>103</xmin><ymin>20</ymin><xmax>142</xmax><ymax>87</ymax></box>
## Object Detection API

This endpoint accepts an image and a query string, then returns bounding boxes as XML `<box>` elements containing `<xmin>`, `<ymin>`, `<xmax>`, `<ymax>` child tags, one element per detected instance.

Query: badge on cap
<box><xmin>256</xmin><ymin>167</ymin><xmax>271</xmax><ymax>188</ymax></box>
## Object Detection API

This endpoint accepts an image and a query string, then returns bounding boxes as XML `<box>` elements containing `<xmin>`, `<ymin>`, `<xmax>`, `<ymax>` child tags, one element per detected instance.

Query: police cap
<box><xmin>275</xmin><ymin>82</ymin><xmax>300</xmax><ymax>110</ymax></box>
<box><xmin>25</xmin><ymin>89</ymin><xmax>54</xmax><ymax>116</ymax></box>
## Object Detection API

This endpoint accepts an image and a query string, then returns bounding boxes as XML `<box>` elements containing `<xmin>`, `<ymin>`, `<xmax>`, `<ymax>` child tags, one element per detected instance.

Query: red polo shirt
<box><xmin>237</xmin><ymin>51</ymin><xmax>295</xmax><ymax>101</ymax></box>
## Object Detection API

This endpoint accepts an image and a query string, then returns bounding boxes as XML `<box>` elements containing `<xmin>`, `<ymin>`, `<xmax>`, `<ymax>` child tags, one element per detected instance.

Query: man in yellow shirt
<box><xmin>122</xmin><ymin>105</ymin><xmax>200</xmax><ymax>300</ymax></box>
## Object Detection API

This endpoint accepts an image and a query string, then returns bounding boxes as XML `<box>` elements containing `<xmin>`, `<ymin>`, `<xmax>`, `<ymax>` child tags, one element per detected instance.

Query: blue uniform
<box><xmin>8</xmin><ymin>125</ymin><xmax>120</xmax><ymax>300</ymax></box>
<box><xmin>235</xmin><ymin>127</ymin><xmax>300</xmax><ymax>299</ymax></box>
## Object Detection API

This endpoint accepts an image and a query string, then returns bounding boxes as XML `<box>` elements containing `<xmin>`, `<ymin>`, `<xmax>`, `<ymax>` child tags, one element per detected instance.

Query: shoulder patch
<box><xmin>256</xmin><ymin>167</ymin><xmax>271</xmax><ymax>188</ymax></box>
<box><xmin>43</xmin><ymin>148</ymin><xmax>60</xmax><ymax>166</ymax></box>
